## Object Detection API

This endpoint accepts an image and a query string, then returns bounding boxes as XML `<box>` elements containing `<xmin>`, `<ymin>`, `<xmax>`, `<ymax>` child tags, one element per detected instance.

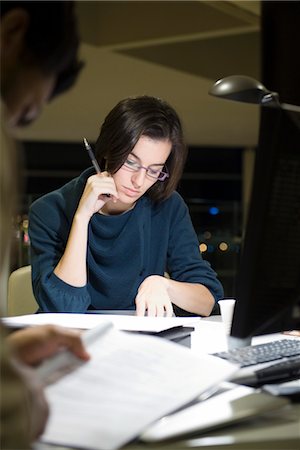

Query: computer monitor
<box><xmin>229</xmin><ymin>106</ymin><xmax>300</xmax><ymax>348</ymax></box>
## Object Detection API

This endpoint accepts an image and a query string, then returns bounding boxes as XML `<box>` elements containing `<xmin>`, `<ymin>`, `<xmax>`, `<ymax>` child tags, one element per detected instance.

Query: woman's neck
<box><xmin>99</xmin><ymin>200</ymin><xmax>136</xmax><ymax>216</ymax></box>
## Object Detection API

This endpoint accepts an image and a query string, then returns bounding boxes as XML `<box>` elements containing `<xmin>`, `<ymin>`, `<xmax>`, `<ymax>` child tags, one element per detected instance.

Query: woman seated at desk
<box><xmin>28</xmin><ymin>96</ymin><xmax>223</xmax><ymax>316</ymax></box>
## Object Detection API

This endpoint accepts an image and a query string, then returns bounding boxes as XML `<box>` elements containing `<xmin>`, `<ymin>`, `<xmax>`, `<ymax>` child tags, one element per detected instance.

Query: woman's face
<box><xmin>109</xmin><ymin>135</ymin><xmax>172</xmax><ymax>211</ymax></box>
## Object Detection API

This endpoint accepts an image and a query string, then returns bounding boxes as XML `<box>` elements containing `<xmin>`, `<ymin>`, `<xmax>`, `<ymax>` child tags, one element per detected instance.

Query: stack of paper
<box><xmin>36</xmin><ymin>321</ymin><xmax>237</xmax><ymax>450</ymax></box>
<box><xmin>2</xmin><ymin>312</ymin><xmax>200</xmax><ymax>332</ymax></box>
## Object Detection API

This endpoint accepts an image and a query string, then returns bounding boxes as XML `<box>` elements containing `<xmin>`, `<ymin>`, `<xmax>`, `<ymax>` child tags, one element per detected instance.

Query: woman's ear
<box><xmin>1</xmin><ymin>9</ymin><xmax>30</xmax><ymax>61</ymax></box>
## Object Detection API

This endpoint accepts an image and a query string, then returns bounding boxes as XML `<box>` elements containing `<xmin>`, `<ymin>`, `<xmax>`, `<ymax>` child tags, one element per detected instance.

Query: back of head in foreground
<box><xmin>0</xmin><ymin>2</ymin><xmax>84</xmax><ymax>448</ymax></box>
<box><xmin>0</xmin><ymin>0</ymin><xmax>83</xmax><ymax>127</ymax></box>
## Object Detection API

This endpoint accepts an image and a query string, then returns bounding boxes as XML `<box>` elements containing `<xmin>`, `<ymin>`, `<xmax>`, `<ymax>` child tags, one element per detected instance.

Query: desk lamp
<box><xmin>209</xmin><ymin>75</ymin><xmax>300</xmax><ymax>113</ymax></box>
<box><xmin>209</xmin><ymin>75</ymin><xmax>300</xmax><ymax>350</ymax></box>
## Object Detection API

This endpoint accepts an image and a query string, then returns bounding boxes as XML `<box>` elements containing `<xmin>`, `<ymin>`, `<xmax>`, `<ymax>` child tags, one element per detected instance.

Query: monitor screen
<box><xmin>230</xmin><ymin>106</ymin><xmax>300</xmax><ymax>347</ymax></box>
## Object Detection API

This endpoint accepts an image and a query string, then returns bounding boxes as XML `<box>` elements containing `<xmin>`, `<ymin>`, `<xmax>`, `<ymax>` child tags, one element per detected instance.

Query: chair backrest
<box><xmin>7</xmin><ymin>265</ymin><xmax>38</xmax><ymax>316</ymax></box>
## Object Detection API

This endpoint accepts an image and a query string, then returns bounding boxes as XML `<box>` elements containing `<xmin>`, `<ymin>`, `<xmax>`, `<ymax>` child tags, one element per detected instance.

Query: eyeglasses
<box><xmin>122</xmin><ymin>157</ymin><xmax>169</xmax><ymax>181</ymax></box>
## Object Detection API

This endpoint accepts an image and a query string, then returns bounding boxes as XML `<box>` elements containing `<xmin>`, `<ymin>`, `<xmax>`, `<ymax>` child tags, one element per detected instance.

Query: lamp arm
<box><xmin>281</xmin><ymin>103</ymin><xmax>300</xmax><ymax>113</ymax></box>
<box><xmin>261</xmin><ymin>93</ymin><xmax>300</xmax><ymax>113</ymax></box>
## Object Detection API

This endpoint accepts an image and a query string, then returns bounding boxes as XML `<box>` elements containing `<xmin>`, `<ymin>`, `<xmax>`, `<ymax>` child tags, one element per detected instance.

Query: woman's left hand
<box><xmin>135</xmin><ymin>275</ymin><xmax>173</xmax><ymax>317</ymax></box>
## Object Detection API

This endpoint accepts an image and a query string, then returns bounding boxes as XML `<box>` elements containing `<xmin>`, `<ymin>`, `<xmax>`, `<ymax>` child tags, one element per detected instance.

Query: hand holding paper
<box><xmin>39</xmin><ymin>321</ymin><xmax>237</xmax><ymax>450</ymax></box>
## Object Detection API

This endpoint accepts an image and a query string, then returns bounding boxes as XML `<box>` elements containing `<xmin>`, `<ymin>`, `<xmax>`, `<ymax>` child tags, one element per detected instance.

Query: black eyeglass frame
<box><xmin>122</xmin><ymin>158</ymin><xmax>169</xmax><ymax>182</ymax></box>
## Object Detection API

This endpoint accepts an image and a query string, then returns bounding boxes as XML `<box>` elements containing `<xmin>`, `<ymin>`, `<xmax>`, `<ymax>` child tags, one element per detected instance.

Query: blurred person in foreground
<box><xmin>0</xmin><ymin>2</ymin><xmax>90</xmax><ymax>448</ymax></box>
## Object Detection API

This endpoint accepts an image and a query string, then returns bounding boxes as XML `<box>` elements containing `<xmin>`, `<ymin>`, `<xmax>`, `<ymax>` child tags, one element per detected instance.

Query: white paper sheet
<box><xmin>40</xmin><ymin>324</ymin><xmax>237</xmax><ymax>450</ymax></box>
<box><xmin>2</xmin><ymin>312</ymin><xmax>200</xmax><ymax>332</ymax></box>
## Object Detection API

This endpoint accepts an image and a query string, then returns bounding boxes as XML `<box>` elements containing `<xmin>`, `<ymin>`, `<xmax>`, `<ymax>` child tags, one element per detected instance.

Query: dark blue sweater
<box><xmin>29</xmin><ymin>168</ymin><xmax>224</xmax><ymax>313</ymax></box>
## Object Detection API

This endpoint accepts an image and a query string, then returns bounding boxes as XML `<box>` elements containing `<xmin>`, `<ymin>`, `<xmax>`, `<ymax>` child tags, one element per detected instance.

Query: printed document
<box><xmin>2</xmin><ymin>312</ymin><xmax>200</xmax><ymax>332</ymax></box>
<box><xmin>39</xmin><ymin>320</ymin><xmax>237</xmax><ymax>450</ymax></box>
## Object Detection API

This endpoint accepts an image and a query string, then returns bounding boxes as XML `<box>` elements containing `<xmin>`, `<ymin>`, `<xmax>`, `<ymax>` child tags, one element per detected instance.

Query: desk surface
<box><xmin>35</xmin><ymin>316</ymin><xmax>300</xmax><ymax>450</ymax></box>
<box><xmin>36</xmin><ymin>403</ymin><xmax>300</xmax><ymax>450</ymax></box>
<box><xmin>126</xmin><ymin>404</ymin><xmax>300</xmax><ymax>450</ymax></box>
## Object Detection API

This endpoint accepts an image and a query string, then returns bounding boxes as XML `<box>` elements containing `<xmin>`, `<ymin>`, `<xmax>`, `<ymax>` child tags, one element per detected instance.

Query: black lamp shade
<box><xmin>209</xmin><ymin>75</ymin><xmax>273</xmax><ymax>104</ymax></box>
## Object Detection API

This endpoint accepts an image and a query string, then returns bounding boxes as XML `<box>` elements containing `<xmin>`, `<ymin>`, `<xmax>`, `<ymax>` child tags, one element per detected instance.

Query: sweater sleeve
<box><xmin>166</xmin><ymin>194</ymin><xmax>224</xmax><ymax>304</ymax></box>
<box><xmin>28</xmin><ymin>194</ymin><xmax>91</xmax><ymax>312</ymax></box>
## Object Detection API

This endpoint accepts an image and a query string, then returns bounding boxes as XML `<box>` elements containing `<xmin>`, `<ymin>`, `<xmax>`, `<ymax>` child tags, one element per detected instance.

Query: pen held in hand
<box><xmin>83</xmin><ymin>137</ymin><xmax>111</xmax><ymax>197</ymax></box>
<box><xmin>83</xmin><ymin>137</ymin><xmax>101</xmax><ymax>174</ymax></box>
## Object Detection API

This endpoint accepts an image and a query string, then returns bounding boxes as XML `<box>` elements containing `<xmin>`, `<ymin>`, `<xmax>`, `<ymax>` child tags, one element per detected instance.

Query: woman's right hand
<box><xmin>54</xmin><ymin>172</ymin><xmax>119</xmax><ymax>286</ymax></box>
<box><xmin>76</xmin><ymin>173</ymin><xmax>119</xmax><ymax>220</ymax></box>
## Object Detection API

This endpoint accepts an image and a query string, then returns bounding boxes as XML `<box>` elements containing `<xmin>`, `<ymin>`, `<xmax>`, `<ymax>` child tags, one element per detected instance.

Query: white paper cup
<box><xmin>218</xmin><ymin>299</ymin><xmax>236</xmax><ymax>335</ymax></box>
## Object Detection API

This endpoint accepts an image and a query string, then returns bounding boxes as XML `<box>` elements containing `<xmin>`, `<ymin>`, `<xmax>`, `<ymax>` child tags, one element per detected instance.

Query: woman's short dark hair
<box><xmin>0</xmin><ymin>1</ymin><xmax>83</xmax><ymax>98</ymax></box>
<box><xmin>95</xmin><ymin>96</ymin><xmax>188</xmax><ymax>202</ymax></box>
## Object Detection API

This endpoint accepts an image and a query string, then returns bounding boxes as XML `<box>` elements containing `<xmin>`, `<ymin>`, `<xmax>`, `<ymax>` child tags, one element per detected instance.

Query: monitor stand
<box><xmin>228</xmin><ymin>335</ymin><xmax>252</xmax><ymax>350</ymax></box>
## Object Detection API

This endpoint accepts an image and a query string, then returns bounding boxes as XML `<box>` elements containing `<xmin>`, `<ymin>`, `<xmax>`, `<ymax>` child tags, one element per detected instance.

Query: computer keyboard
<box><xmin>232</xmin><ymin>355</ymin><xmax>300</xmax><ymax>387</ymax></box>
<box><xmin>213</xmin><ymin>339</ymin><xmax>300</xmax><ymax>367</ymax></box>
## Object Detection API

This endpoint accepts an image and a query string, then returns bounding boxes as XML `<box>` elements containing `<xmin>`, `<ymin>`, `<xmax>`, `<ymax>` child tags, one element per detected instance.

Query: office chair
<box><xmin>7</xmin><ymin>265</ymin><xmax>38</xmax><ymax>316</ymax></box>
